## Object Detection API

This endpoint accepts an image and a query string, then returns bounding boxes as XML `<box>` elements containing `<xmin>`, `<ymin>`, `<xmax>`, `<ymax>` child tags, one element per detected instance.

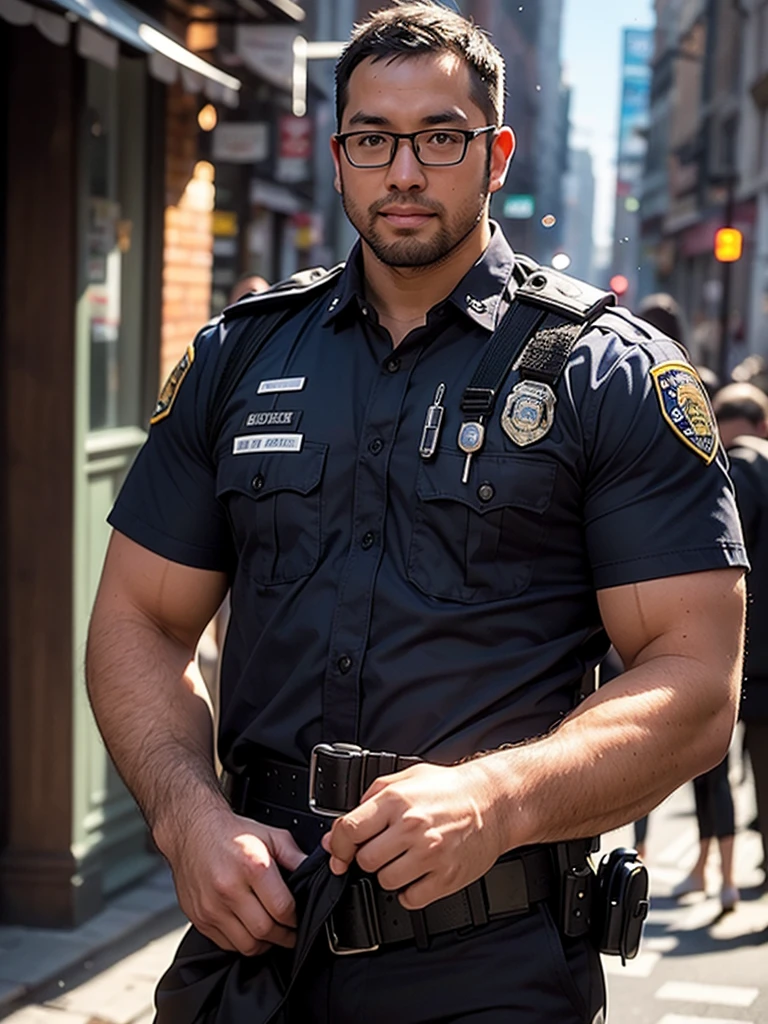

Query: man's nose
<box><xmin>384</xmin><ymin>138</ymin><xmax>427</xmax><ymax>191</ymax></box>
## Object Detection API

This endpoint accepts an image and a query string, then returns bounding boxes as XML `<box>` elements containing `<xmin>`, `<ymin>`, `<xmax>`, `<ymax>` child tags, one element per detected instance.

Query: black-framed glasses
<box><xmin>335</xmin><ymin>125</ymin><xmax>496</xmax><ymax>168</ymax></box>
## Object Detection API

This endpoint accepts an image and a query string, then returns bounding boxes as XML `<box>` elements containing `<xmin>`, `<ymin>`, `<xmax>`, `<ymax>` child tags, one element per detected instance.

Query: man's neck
<box><xmin>362</xmin><ymin>219</ymin><xmax>492</xmax><ymax>344</ymax></box>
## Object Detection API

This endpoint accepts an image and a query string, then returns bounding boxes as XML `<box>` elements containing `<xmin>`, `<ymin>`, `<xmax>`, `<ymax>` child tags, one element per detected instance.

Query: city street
<box><xmin>1</xmin><ymin>757</ymin><xmax>765</xmax><ymax>1024</ymax></box>
<box><xmin>602</xmin><ymin>771</ymin><xmax>768</xmax><ymax>1024</ymax></box>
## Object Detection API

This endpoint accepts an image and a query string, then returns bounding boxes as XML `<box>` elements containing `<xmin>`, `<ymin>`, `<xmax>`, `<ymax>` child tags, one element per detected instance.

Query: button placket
<box><xmin>322</xmin><ymin>350</ymin><xmax>417</xmax><ymax>742</ymax></box>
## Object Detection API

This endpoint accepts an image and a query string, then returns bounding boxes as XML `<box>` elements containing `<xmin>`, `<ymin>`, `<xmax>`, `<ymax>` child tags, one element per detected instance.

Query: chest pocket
<box><xmin>407</xmin><ymin>451</ymin><xmax>557</xmax><ymax>604</ymax></box>
<box><xmin>216</xmin><ymin>442</ymin><xmax>327</xmax><ymax>585</ymax></box>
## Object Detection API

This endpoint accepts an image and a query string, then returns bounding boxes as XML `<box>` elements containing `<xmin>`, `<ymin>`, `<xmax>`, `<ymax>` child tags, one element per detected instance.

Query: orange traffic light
<box><xmin>714</xmin><ymin>227</ymin><xmax>743</xmax><ymax>263</ymax></box>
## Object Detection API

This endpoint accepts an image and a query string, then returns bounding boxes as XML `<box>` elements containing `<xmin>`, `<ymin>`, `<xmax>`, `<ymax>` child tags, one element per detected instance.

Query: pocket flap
<box><xmin>416</xmin><ymin>452</ymin><xmax>556</xmax><ymax>515</ymax></box>
<box><xmin>216</xmin><ymin>441</ymin><xmax>327</xmax><ymax>500</ymax></box>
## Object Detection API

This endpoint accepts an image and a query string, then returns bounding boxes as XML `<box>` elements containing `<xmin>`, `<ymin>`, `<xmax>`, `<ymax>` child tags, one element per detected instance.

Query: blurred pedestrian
<box><xmin>637</xmin><ymin>292</ymin><xmax>688</xmax><ymax>344</ymax></box>
<box><xmin>229</xmin><ymin>273</ymin><xmax>270</xmax><ymax>304</ymax></box>
<box><xmin>714</xmin><ymin>383</ymin><xmax>768</xmax><ymax>887</ymax></box>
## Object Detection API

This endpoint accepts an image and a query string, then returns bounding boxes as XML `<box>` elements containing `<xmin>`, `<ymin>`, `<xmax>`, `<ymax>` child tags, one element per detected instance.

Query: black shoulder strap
<box><xmin>460</xmin><ymin>266</ymin><xmax>614</xmax><ymax>419</ymax></box>
<box><xmin>205</xmin><ymin>269</ymin><xmax>341</xmax><ymax>454</ymax></box>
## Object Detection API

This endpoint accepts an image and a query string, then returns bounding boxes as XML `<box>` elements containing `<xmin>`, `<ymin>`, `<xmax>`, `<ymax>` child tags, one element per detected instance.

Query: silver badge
<box><xmin>500</xmin><ymin>381</ymin><xmax>556</xmax><ymax>447</ymax></box>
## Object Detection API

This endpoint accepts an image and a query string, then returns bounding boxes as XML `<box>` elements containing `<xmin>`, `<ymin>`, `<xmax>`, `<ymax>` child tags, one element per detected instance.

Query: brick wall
<box><xmin>161</xmin><ymin>84</ymin><xmax>213</xmax><ymax>383</ymax></box>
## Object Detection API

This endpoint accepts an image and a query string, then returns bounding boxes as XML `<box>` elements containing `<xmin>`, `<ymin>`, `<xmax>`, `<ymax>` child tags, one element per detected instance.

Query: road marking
<box><xmin>674</xmin><ymin>900</ymin><xmax>722</xmax><ymax>931</ymax></box>
<box><xmin>656</xmin><ymin>1016</ymin><xmax>753</xmax><ymax>1024</ymax></box>
<box><xmin>643</xmin><ymin>935</ymin><xmax>679</xmax><ymax>953</ymax></box>
<box><xmin>602</xmin><ymin>951</ymin><xmax>661</xmax><ymax>978</ymax></box>
<box><xmin>656</xmin><ymin>981</ymin><xmax>759</xmax><ymax>1007</ymax></box>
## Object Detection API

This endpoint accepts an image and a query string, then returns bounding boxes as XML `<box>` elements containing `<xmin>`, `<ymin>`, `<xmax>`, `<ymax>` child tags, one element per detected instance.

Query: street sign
<box><xmin>503</xmin><ymin>194</ymin><xmax>535</xmax><ymax>220</ymax></box>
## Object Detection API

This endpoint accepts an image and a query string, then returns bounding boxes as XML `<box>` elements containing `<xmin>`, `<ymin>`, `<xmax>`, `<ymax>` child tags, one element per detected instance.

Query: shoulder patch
<box><xmin>150</xmin><ymin>343</ymin><xmax>195</xmax><ymax>425</ymax></box>
<box><xmin>650</xmin><ymin>361</ymin><xmax>718</xmax><ymax>464</ymax></box>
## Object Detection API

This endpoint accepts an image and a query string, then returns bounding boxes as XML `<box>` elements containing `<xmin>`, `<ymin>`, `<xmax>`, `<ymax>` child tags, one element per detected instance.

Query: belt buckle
<box><xmin>326</xmin><ymin>877</ymin><xmax>382</xmax><ymax>955</ymax></box>
<box><xmin>308</xmin><ymin>742</ymin><xmax>366</xmax><ymax>818</ymax></box>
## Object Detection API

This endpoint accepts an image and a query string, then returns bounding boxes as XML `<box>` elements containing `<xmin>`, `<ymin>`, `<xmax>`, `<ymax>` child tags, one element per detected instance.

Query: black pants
<box><xmin>693</xmin><ymin>754</ymin><xmax>735</xmax><ymax>840</ymax></box>
<box><xmin>744</xmin><ymin>720</ymin><xmax>768</xmax><ymax>865</ymax></box>
<box><xmin>285</xmin><ymin>903</ymin><xmax>605</xmax><ymax>1024</ymax></box>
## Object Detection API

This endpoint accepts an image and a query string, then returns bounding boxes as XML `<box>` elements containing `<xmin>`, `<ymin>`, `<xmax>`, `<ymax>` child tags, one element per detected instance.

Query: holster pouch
<box><xmin>592</xmin><ymin>847</ymin><xmax>649</xmax><ymax>964</ymax></box>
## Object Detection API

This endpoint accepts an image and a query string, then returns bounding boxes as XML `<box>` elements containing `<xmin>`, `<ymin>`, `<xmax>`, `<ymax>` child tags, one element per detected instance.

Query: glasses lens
<box><xmin>345</xmin><ymin>132</ymin><xmax>394</xmax><ymax>167</ymax></box>
<box><xmin>415</xmin><ymin>130</ymin><xmax>467</xmax><ymax>165</ymax></box>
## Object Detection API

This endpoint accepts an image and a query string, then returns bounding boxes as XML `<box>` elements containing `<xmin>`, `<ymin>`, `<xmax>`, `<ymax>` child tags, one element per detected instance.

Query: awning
<box><xmin>0</xmin><ymin>0</ymin><xmax>241</xmax><ymax>106</ymax></box>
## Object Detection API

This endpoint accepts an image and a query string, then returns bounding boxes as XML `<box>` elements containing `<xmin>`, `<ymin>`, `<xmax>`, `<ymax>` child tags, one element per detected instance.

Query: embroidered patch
<box><xmin>232</xmin><ymin>433</ymin><xmax>304</xmax><ymax>454</ymax></box>
<box><xmin>150</xmin><ymin>344</ymin><xmax>194</xmax><ymax>425</ymax></box>
<box><xmin>242</xmin><ymin>409</ymin><xmax>301</xmax><ymax>430</ymax></box>
<box><xmin>650</xmin><ymin>362</ymin><xmax>718</xmax><ymax>464</ymax></box>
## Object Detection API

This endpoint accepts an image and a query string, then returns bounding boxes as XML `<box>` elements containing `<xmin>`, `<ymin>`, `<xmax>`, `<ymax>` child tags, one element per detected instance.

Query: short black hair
<box><xmin>712</xmin><ymin>383</ymin><xmax>768</xmax><ymax>425</ymax></box>
<box><xmin>335</xmin><ymin>1</ymin><xmax>505</xmax><ymax>130</ymax></box>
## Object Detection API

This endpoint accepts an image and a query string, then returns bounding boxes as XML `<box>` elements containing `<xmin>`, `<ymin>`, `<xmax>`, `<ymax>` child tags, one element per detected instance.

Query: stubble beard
<box><xmin>340</xmin><ymin>167</ymin><xmax>491</xmax><ymax>270</ymax></box>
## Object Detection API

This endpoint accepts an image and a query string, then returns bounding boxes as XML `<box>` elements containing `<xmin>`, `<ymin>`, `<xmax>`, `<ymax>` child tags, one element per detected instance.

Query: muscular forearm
<box><xmin>480</xmin><ymin>652</ymin><xmax>739</xmax><ymax>849</ymax></box>
<box><xmin>86</xmin><ymin>607</ymin><xmax>227</xmax><ymax>854</ymax></box>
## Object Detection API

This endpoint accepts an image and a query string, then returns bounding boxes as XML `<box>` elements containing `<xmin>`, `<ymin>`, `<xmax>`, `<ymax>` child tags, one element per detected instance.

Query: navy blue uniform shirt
<box><xmin>109</xmin><ymin>228</ymin><xmax>748</xmax><ymax>770</ymax></box>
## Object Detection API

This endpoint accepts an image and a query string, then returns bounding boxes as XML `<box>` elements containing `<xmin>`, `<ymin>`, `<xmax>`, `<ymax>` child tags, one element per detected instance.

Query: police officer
<box><xmin>86</xmin><ymin>4</ymin><xmax>747</xmax><ymax>1022</ymax></box>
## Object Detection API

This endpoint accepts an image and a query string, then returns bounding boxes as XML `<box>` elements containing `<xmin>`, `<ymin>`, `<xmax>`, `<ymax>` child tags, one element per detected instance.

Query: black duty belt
<box><xmin>221</xmin><ymin>744</ymin><xmax>563</xmax><ymax>954</ymax></box>
<box><xmin>223</xmin><ymin>742</ymin><xmax>420</xmax><ymax>819</ymax></box>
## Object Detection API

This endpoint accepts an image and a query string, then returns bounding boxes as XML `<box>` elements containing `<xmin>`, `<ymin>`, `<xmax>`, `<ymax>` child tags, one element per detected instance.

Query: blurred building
<box><xmin>639</xmin><ymin>0</ymin><xmax>758</xmax><ymax>372</ymax></box>
<box><xmin>638</xmin><ymin>0</ymin><xmax>679</xmax><ymax>299</ymax></box>
<box><xmin>611</xmin><ymin>26</ymin><xmax>654</xmax><ymax>310</ymax></box>
<box><xmin>471</xmin><ymin>0</ymin><xmax>570</xmax><ymax>264</ymax></box>
<box><xmin>0</xmin><ymin>0</ymin><xmax>305</xmax><ymax>928</ymax></box>
<box><xmin>562</xmin><ymin>148</ymin><xmax>596</xmax><ymax>281</ymax></box>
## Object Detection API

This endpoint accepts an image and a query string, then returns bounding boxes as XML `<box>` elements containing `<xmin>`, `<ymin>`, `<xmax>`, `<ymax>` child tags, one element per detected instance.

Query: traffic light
<box><xmin>714</xmin><ymin>227</ymin><xmax>743</xmax><ymax>263</ymax></box>
<box><xmin>609</xmin><ymin>274</ymin><xmax>629</xmax><ymax>296</ymax></box>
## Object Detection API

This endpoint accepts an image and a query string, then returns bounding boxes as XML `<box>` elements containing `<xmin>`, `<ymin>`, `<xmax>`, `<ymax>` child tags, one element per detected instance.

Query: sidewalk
<box><xmin>0</xmin><ymin>865</ymin><xmax>185</xmax><ymax>1023</ymax></box>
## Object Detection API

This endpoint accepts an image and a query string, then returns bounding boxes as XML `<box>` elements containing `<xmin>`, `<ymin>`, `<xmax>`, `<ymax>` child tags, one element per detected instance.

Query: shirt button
<box><xmin>251</xmin><ymin>474</ymin><xmax>265</xmax><ymax>492</ymax></box>
<box><xmin>477</xmin><ymin>482</ymin><xmax>495</xmax><ymax>503</ymax></box>
<box><xmin>369</xmin><ymin>438</ymin><xmax>384</xmax><ymax>455</ymax></box>
<box><xmin>361</xmin><ymin>531</ymin><xmax>375</xmax><ymax>550</ymax></box>
<box><xmin>337</xmin><ymin>655</ymin><xmax>353</xmax><ymax>674</ymax></box>
<box><xmin>386</xmin><ymin>357</ymin><xmax>401</xmax><ymax>373</ymax></box>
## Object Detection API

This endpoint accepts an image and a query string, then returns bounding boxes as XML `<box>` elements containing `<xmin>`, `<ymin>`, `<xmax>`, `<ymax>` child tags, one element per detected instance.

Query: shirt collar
<box><xmin>321</xmin><ymin>241</ymin><xmax>367</xmax><ymax>326</ymax></box>
<box><xmin>445</xmin><ymin>223</ymin><xmax>517</xmax><ymax>330</ymax></box>
<box><xmin>321</xmin><ymin>222</ymin><xmax>517</xmax><ymax>332</ymax></box>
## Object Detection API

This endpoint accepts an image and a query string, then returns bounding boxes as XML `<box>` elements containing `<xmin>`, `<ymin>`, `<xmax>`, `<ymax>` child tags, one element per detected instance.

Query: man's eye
<box><xmin>428</xmin><ymin>131</ymin><xmax>461</xmax><ymax>146</ymax></box>
<box><xmin>359</xmin><ymin>134</ymin><xmax>387</xmax><ymax>147</ymax></box>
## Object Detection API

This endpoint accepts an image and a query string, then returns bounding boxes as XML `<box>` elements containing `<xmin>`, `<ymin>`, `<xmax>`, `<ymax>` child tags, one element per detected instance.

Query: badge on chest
<box><xmin>500</xmin><ymin>381</ymin><xmax>556</xmax><ymax>447</ymax></box>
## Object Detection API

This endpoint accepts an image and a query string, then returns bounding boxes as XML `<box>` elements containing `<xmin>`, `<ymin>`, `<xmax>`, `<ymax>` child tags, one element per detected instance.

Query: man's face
<box><xmin>331</xmin><ymin>53</ymin><xmax>515</xmax><ymax>268</ymax></box>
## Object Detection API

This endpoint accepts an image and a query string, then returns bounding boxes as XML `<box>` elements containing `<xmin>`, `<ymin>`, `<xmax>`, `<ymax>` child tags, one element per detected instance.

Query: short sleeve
<box><xmin>108</xmin><ymin>324</ymin><xmax>235</xmax><ymax>571</ymax></box>
<box><xmin>580</xmin><ymin>331</ymin><xmax>748</xmax><ymax>590</ymax></box>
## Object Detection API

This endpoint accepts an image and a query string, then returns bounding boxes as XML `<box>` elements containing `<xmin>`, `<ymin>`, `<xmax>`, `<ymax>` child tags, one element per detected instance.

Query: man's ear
<box><xmin>488</xmin><ymin>127</ymin><xmax>516</xmax><ymax>195</ymax></box>
<box><xmin>330</xmin><ymin>135</ymin><xmax>342</xmax><ymax>194</ymax></box>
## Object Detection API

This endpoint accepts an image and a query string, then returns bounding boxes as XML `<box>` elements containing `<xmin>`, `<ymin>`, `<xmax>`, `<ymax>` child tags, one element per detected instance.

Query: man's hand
<box><xmin>159</xmin><ymin>802</ymin><xmax>307</xmax><ymax>956</ymax></box>
<box><xmin>321</xmin><ymin>762</ymin><xmax>505</xmax><ymax>910</ymax></box>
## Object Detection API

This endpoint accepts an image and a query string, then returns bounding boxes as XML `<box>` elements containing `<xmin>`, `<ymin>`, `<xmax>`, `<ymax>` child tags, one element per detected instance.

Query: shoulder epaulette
<box><xmin>516</xmin><ymin>266</ymin><xmax>615</xmax><ymax>323</ymax></box>
<box><xmin>222</xmin><ymin>264</ymin><xmax>345</xmax><ymax>322</ymax></box>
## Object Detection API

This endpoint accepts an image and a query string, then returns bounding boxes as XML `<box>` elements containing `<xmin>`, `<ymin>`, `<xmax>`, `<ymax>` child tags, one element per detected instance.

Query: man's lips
<box><xmin>377</xmin><ymin>208</ymin><xmax>436</xmax><ymax>229</ymax></box>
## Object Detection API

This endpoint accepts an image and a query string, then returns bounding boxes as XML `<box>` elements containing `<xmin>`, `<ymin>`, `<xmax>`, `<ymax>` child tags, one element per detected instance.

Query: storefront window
<box><xmin>82</xmin><ymin>57</ymin><xmax>146</xmax><ymax>431</ymax></box>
